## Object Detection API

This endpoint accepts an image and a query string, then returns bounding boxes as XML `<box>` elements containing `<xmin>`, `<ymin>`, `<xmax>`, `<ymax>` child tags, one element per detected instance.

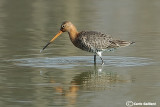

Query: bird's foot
<box><xmin>101</xmin><ymin>62</ymin><xmax>104</xmax><ymax>65</ymax></box>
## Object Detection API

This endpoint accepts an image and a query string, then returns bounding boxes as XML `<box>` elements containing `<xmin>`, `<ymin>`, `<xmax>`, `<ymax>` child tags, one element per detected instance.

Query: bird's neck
<box><xmin>68</xmin><ymin>25</ymin><xmax>79</xmax><ymax>43</ymax></box>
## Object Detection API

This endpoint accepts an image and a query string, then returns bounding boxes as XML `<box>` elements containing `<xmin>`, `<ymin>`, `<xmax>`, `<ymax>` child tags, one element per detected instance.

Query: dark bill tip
<box><xmin>40</xmin><ymin>42</ymin><xmax>51</xmax><ymax>53</ymax></box>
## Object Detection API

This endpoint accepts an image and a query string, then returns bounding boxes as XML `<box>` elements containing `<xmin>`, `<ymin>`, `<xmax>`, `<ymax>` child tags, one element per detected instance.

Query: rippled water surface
<box><xmin>0</xmin><ymin>0</ymin><xmax>160</xmax><ymax>107</ymax></box>
<box><xmin>10</xmin><ymin>56</ymin><xmax>153</xmax><ymax>68</ymax></box>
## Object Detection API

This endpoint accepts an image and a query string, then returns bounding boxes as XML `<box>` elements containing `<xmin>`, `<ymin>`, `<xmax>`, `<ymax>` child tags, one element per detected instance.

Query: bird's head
<box><xmin>60</xmin><ymin>21</ymin><xmax>73</xmax><ymax>32</ymax></box>
<box><xmin>40</xmin><ymin>21</ymin><xmax>74</xmax><ymax>52</ymax></box>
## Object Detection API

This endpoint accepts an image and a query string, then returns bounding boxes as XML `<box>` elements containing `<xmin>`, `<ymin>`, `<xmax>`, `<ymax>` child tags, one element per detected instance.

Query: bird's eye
<box><xmin>62</xmin><ymin>25</ymin><xmax>65</xmax><ymax>28</ymax></box>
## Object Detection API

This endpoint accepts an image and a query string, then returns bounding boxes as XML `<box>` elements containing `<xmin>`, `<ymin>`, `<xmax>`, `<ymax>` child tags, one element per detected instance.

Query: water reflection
<box><xmin>70</xmin><ymin>64</ymin><xmax>118</xmax><ymax>89</ymax></box>
<box><xmin>38</xmin><ymin>64</ymin><xmax>131</xmax><ymax>106</ymax></box>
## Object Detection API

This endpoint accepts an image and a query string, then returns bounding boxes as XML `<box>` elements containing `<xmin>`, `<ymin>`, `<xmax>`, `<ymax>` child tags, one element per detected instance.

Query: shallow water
<box><xmin>0</xmin><ymin>0</ymin><xmax>160</xmax><ymax>107</ymax></box>
<box><xmin>10</xmin><ymin>56</ymin><xmax>153</xmax><ymax>68</ymax></box>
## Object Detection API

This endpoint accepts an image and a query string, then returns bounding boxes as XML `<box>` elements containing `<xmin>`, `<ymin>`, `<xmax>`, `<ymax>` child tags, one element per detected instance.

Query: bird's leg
<box><xmin>94</xmin><ymin>54</ymin><xmax>96</xmax><ymax>64</ymax></box>
<box><xmin>96</xmin><ymin>52</ymin><xmax>104</xmax><ymax>65</ymax></box>
<box><xmin>100</xmin><ymin>57</ymin><xmax>104</xmax><ymax>65</ymax></box>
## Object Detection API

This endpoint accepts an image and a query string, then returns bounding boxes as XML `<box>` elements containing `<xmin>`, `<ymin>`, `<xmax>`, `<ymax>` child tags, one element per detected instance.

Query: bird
<box><xmin>41</xmin><ymin>21</ymin><xmax>134</xmax><ymax>65</ymax></box>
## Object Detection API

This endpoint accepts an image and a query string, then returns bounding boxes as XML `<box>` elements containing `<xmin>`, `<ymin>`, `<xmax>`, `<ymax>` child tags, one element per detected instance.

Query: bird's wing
<box><xmin>108</xmin><ymin>40</ymin><xmax>134</xmax><ymax>48</ymax></box>
<box><xmin>76</xmin><ymin>31</ymin><xmax>113</xmax><ymax>52</ymax></box>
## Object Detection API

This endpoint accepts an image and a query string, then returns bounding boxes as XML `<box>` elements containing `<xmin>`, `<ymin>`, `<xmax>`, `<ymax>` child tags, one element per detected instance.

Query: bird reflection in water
<box><xmin>39</xmin><ymin>64</ymin><xmax>127</xmax><ymax>105</ymax></box>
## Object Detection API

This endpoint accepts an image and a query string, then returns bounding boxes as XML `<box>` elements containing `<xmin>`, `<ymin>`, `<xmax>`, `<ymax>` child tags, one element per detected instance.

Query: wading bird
<box><xmin>41</xmin><ymin>21</ymin><xmax>134</xmax><ymax>64</ymax></box>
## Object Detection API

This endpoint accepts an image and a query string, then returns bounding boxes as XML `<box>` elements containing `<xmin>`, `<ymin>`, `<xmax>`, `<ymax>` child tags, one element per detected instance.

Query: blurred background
<box><xmin>0</xmin><ymin>0</ymin><xmax>160</xmax><ymax>107</ymax></box>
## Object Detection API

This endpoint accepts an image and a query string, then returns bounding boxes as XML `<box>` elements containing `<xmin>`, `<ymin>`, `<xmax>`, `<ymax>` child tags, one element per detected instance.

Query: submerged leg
<box><xmin>100</xmin><ymin>57</ymin><xmax>104</xmax><ymax>65</ymax></box>
<box><xmin>94</xmin><ymin>54</ymin><xmax>96</xmax><ymax>64</ymax></box>
<box><xmin>96</xmin><ymin>52</ymin><xmax>104</xmax><ymax>65</ymax></box>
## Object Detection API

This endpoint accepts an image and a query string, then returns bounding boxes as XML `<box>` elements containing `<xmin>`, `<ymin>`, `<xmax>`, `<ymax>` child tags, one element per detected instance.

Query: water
<box><xmin>0</xmin><ymin>0</ymin><xmax>160</xmax><ymax>107</ymax></box>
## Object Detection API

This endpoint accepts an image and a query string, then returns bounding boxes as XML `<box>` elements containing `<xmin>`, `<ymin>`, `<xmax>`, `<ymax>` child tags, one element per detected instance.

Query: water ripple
<box><xmin>8</xmin><ymin>56</ymin><xmax>154</xmax><ymax>69</ymax></box>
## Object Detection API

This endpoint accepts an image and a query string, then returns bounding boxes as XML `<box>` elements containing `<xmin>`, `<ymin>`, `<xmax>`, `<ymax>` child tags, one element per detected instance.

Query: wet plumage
<box><xmin>41</xmin><ymin>21</ymin><xmax>134</xmax><ymax>64</ymax></box>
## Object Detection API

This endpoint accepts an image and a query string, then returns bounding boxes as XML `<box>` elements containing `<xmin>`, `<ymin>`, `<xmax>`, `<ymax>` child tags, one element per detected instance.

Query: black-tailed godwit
<box><xmin>41</xmin><ymin>21</ymin><xmax>134</xmax><ymax>64</ymax></box>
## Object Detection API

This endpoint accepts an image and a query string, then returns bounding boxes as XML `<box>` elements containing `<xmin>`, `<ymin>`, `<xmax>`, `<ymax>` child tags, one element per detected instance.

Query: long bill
<box><xmin>40</xmin><ymin>30</ymin><xmax>63</xmax><ymax>53</ymax></box>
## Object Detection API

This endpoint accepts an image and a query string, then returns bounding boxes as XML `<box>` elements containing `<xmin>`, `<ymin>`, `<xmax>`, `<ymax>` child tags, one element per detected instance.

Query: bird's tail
<box><xmin>109</xmin><ymin>40</ymin><xmax>135</xmax><ymax>48</ymax></box>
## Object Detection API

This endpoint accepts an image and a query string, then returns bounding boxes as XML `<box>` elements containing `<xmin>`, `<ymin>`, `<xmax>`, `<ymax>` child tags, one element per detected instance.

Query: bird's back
<box><xmin>73</xmin><ymin>31</ymin><xmax>112</xmax><ymax>52</ymax></box>
<box><xmin>73</xmin><ymin>31</ymin><xmax>134</xmax><ymax>53</ymax></box>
